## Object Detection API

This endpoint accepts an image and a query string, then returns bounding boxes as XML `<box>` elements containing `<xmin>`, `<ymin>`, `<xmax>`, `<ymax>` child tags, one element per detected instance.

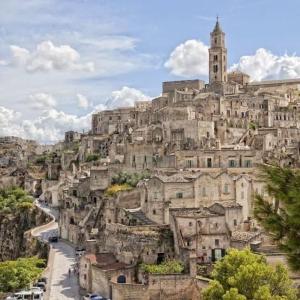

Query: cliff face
<box><xmin>0</xmin><ymin>207</ymin><xmax>50</xmax><ymax>261</ymax></box>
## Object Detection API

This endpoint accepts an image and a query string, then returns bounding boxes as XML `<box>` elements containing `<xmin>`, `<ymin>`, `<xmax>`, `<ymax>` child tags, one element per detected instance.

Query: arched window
<box><xmin>213</xmin><ymin>65</ymin><xmax>218</xmax><ymax>73</ymax></box>
<box><xmin>117</xmin><ymin>275</ymin><xmax>126</xmax><ymax>284</ymax></box>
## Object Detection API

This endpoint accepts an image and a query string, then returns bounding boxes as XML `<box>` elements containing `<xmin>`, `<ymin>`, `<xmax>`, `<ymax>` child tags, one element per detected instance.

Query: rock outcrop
<box><xmin>0</xmin><ymin>207</ymin><xmax>50</xmax><ymax>261</ymax></box>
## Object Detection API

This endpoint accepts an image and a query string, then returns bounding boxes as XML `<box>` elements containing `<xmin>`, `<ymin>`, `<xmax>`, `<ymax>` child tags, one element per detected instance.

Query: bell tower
<box><xmin>209</xmin><ymin>17</ymin><xmax>227</xmax><ymax>84</ymax></box>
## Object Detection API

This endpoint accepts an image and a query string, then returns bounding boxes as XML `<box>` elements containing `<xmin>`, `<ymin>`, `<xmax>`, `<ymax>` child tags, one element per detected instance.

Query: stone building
<box><xmin>52</xmin><ymin>18</ymin><xmax>300</xmax><ymax>299</ymax></box>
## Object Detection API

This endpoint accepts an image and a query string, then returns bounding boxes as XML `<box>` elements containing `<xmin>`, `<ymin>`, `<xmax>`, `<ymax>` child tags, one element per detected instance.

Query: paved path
<box><xmin>35</xmin><ymin>202</ymin><xmax>80</xmax><ymax>300</ymax></box>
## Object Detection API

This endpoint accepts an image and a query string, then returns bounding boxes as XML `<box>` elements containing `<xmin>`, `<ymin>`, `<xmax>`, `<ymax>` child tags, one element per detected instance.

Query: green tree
<box><xmin>0</xmin><ymin>257</ymin><xmax>45</xmax><ymax>293</ymax></box>
<box><xmin>254</xmin><ymin>164</ymin><xmax>300</xmax><ymax>270</ymax></box>
<box><xmin>202</xmin><ymin>248</ymin><xmax>297</xmax><ymax>300</ymax></box>
<box><xmin>0</xmin><ymin>187</ymin><xmax>33</xmax><ymax>214</ymax></box>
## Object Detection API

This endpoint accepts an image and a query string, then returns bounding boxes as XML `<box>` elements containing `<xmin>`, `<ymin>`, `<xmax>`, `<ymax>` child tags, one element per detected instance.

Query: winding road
<box><xmin>34</xmin><ymin>202</ymin><xmax>80</xmax><ymax>300</ymax></box>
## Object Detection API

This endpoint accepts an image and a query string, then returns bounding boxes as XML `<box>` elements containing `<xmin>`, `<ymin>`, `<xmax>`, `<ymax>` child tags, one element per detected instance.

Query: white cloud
<box><xmin>77</xmin><ymin>93</ymin><xmax>90</xmax><ymax>109</ymax></box>
<box><xmin>230</xmin><ymin>48</ymin><xmax>300</xmax><ymax>81</ymax></box>
<box><xmin>164</xmin><ymin>39</ymin><xmax>209</xmax><ymax>77</ymax></box>
<box><xmin>28</xmin><ymin>93</ymin><xmax>57</xmax><ymax>110</ymax></box>
<box><xmin>0</xmin><ymin>87</ymin><xmax>151</xmax><ymax>144</ymax></box>
<box><xmin>10</xmin><ymin>41</ymin><xmax>95</xmax><ymax>73</ymax></box>
<box><xmin>105</xmin><ymin>86</ymin><xmax>150</xmax><ymax>109</ymax></box>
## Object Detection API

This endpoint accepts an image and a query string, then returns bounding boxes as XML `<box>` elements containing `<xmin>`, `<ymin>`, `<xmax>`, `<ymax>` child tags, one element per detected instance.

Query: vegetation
<box><xmin>0</xmin><ymin>257</ymin><xmax>45</xmax><ymax>293</ymax></box>
<box><xmin>141</xmin><ymin>260</ymin><xmax>184</xmax><ymax>275</ymax></box>
<box><xmin>254</xmin><ymin>164</ymin><xmax>300</xmax><ymax>270</ymax></box>
<box><xmin>202</xmin><ymin>248</ymin><xmax>297</xmax><ymax>300</ymax></box>
<box><xmin>111</xmin><ymin>171</ymin><xmax>151</xmax><ymax>188</ymax></box>
<box><xmin>249</xmin><ymin>122</ymin><xmax>257</xmax><ymax>130</ymax></box>
<box><xmin>35</xmin><ymin>155</ymin><xmax>47</xmax><ymax>165</ymax></box>
<box><xmin>85</xmin><ymin>154</ymin><xmax>100</xmax><ymax>162</ymax></box>
<box><xmin>104</xmin><ymin>184</ymin><xmax>133</xmax><ymax>197</ymax></box>
<box><xmin>0</xmin><ymin>187</ymin><xmax>33</xmax><ymax>214</ymax></box>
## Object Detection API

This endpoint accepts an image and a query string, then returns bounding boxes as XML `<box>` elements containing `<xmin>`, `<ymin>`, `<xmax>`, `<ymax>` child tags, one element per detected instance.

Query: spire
<box><xmin>213</xmin><ymin>16</ymin><xmax>222</xmax><ymax>33</ymax></box>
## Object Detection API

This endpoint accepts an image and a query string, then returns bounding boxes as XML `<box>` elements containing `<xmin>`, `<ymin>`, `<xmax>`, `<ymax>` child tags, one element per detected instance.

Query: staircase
<box><xmin>129</xmin><ymin>209</ymin><xmax>156</xmax><ymax>225</ymax></box>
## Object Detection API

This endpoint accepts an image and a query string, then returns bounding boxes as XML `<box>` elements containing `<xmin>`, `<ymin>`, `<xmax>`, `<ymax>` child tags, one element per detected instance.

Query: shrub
<box><xmin>141</xmin><ymin>260</ymin><xmax>184</xmax><ymax>275</ymax></box>
<box><xmin>104</xmin><ymin>184</ymin><xmax>133</xmax><ymax>197</ymax></box>
<box><xmin>85</xmin><ymin>154</ymin><xmax>100</xmax><ymax>162</ymax></box>
<box><xmin>0</xmin><ymin>257</ymin><xmax>45</xmax><ymax>293</ymax></box>
<box><xmin>111</xmin><ymin>171</ymin><xmax>150</xmax><ymax>188</ymax></box>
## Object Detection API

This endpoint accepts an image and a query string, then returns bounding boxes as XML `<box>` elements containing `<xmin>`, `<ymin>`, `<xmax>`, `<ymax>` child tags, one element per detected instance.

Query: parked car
<box><xmin>75</xmin><ymin>246</ymin><xmax>86</xmax><ymax>257</ymax></box>
<box><xmin>82</xmin><ymin>293</ymin><xmax>103</xmax><ymax>300</ymax></box>
<box><xmin>6</xmin><ymin>289</ymin><xmax>44</xmax><ymax>300</ymax></box>
<box><xmin>48</xmin><ymin>236</ymin><xmax>58</xmax><ymax>243</ymax></box>
<box><xmin>37</xmin><ymin>277</ymin><xmax>47</xmax><ymax>284</ymax></box>
<box><xmin>33</xmin><ymin>281</ymin><xmax>46</xmax><ymax>292</ymax></box>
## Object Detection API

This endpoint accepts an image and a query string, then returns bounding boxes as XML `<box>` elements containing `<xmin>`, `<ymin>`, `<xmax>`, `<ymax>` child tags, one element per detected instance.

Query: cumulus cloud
<box><xmin>10</xmin><ymin>41</ymin><xmax>95</xmax><ymax>73</ymax></box>
<box><xmin>28</xmin><ymin>93</ymin><xmax>57</xmax><ymax>110</ymax></box>
<box><xmin>0</xmin><ymin>87</ymin><xmax>151</xmax><ymax>144</ymax></box>
<box><xmin>0</xmin><ymin>105</ymin><xmax>92</xmax><ymax>143</ymax></box>
<box><xmin>164</xmin><ymin>39</ymin><xmax>209</xmax><ymax>77</ymax></box>
<box><xmin>77</xmin><ymin>93</ymin><xmax>90</xmax><ymax>109</ymax></box>
<box><xmin>230</xmin><ymin>48</ymin><xmax>300</xmax><ymax>81</ymax></box>
<box><xmin>105</xmin><ymin>86</ymin><xmax>150</xmax><ymax>109</ymax></box>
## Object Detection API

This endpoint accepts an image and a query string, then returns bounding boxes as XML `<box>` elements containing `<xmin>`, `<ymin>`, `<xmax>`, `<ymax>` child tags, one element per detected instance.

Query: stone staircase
<box><xmin>129</xmin><ymin>209</ymin><xmax>156</xmax><ymax>225</ymax></box>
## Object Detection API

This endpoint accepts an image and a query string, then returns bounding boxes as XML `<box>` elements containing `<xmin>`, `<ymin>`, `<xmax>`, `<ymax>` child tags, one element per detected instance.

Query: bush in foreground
<box><xmin>0</xmin><ymin>257</ymin><xmax>45</xmax><ymax>293</ymax></box>
<box><xmin>202</xmin><ymin>248</ymin><xmax>297</xmax><ymax>300</ymax></box>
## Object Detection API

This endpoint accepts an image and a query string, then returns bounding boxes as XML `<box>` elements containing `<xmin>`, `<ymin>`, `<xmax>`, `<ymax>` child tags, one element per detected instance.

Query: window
<box><xmin>202</xmin><ymin>246</ymin><xmax>206</xmax><ymax>250</ymax></box>
<box><xmin>224</xmin><ymin>184</ymin><xmax>229</xmax><ymax>194</ymax></box>
<box><xmin>202</xmin><ymin>187</ymin><xmax>207</xmax><ymax>197</ymax></box>
<box><xmin>245</xmin><ymin>160</ymin><xmax>252</xmax><ymax>168</ymax></box>
<box><xmin>176</xmin><ymin>192</ymin><xmax>183</xmax><ymax>199</ymax></box>
<box><xmin>215</xmin><ymin>239</ymin><xmax>220</xmax><ymax>247</ymax></box>
<box><xmin>189</xmin><ymin>221</ymin><xmax>193</xmax><ymax>227</ymax></box>
<box><xmin>215</xmin><ymin>223</ymin><xmax>219</xmax><ymax>229</ymax></box>
<box><xmin>229</xmin><ymin>160</ymin><xmax>236</xmax><ymax>168</ymax></box>
<box><xmin>109</xmin><ymin>116</ymin><xmax>112</xmax><ymax>121</ymax></box>
<box><xmin>118</xmin><ymin>116</ymin><xmax>121</xmax><ymax>120</ymax></box>
<box><xmin>84</xmin><ymin>274</ymin><xmax>87</xmax><ymax>280</ymax></box>
<box><xmin>214</xmin><ymin>55</ymin><xmax>218</xmax><ymax>61</ymax></box>
<box><xmin>153</xmin><ymin>209</ymin><xmax>156</xmax><ymax>215</ymax></box>
<box><xmin>186</xmin><ymin>160</ymin><xmax>192</xmax><ymax>168</ymax></box>
<box><xmin>207</xmin><ymin>158</ymin><xmax>212</xmax><ymax>168</ymax></box>
<box><xmin>234</xmin><ymin>219</ymin><xmax>237</xmax><ymax>226</ymax></box>
<box><xmin>213</xmin><ymin>65</ymin><xmax>218</xmax><ymax>73</ymax></box>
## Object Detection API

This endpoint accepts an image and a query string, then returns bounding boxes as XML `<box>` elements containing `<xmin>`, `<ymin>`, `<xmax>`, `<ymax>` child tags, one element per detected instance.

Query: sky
<box><xmin>1</xmin><ymin>0</ymin><xmax>300</xmax><ymax>143</ymax></box>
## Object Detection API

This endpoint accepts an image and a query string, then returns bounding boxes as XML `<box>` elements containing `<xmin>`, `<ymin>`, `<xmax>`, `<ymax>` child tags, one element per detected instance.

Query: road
<box><xmin>35</xmin><ymin>202</ymin><xmax>81</xmax><ymax>300</ymax></box>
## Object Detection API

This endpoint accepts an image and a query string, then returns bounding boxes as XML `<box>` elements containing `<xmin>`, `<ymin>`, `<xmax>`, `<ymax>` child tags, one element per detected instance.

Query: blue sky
<box><xmin>0</xmin><ymin>0</ymin><xmax>300</xmax><ymax>143</ymax></box>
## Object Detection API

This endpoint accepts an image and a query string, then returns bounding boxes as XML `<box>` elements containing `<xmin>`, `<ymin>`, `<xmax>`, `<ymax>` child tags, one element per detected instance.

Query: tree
<box><xmin>0</xmin><ymin>187</ymin><xmax>33</xmax><ymax>214</ymax></box>
<box><xmin>202</xmin><ymin>248</ymin><xmax>297</xmax><ymax>300</ymax></box>
<box><xmin>0</xmin><ymin>257</ymin><xmax>45</xmax><ymax>293</ymax></box>
<box><xmin>254</xmin><ymin>164</ymin><xmax>300</xmax><ymax>271</ymax></box>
